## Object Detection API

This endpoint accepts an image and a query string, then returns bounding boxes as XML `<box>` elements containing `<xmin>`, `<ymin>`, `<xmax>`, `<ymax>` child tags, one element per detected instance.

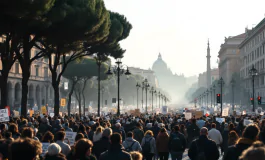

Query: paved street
<box><xmin>166</xmin><ymin>149</ymin><xmax>223</xmax><ymax>160</ymax></box>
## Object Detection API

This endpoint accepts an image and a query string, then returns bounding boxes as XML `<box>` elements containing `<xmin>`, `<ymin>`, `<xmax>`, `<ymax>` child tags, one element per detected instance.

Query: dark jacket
<box><xmin>223</xmin><ymin>138</ymin><xmax>254</xmax><ymax>160</ymax></box>
<box><xmin>44</xmin><ymin>153</ymin><xmax>66</xmax><ymax>160</ymax></box>
<box><xmin>169</xmin><ymin>132</ymin><xmax>186</xmax><ymax>152</ymax></box>
<box><xmin>112</xmin><ymin>128</ymin><xmax>126</xmax><ymax>141</ymax></box>
<box><xmin>92</xmin><ymin>136</ymin><xmax>111</xmax><ymax>159</ymax></box>
<box><xmin>187</xmin><ymin>123</ymin><xmax>200</xmax><ymax>141</ymax></box>
<box><xmin>151</xmin><ymin>125</ymin><xmax>160</xmax><ymax>139</ymax></box>
<box><xmin>188</xmin><ymin>135</ymin><xmax>219</xmax><ymax>160</ymax></box>
<box><xmin>133</xmin><ymin>128</ymin><xmax>144</xmax><ymax>144</ymax></box>
<box><xmin>39</xmin><ymin>123</ymin><xmax>52</xmax><ymax>135</ymax></box>
<box><xmin>222</xmin><ymin>129</ymin><xmax>229</xmax><ymax>153</ymax></box>
<box><xmin>67</xmin><ymin>150</ymin><xmax>97</xmax><ymax>160</ymax></box>
<box><xmin>156</xmin><ymin>132</ymin><xmax>169</xmax><ymax>152</ymax></box>
<box><xmin>99</xmin><ymin>144</ymin><xmax>132</xmax><ymax>160</ymax></box>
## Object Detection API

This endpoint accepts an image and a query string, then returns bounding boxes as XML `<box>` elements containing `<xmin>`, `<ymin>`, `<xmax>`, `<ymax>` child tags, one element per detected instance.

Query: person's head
<box><xmin>78</xmin><ymin>124</ymin><xmax>86</xmax><ymax>133</ymax></box>
<box><xmin>75</xmin><ymin>133</ymin><xmax>84</xmax><ymax>142</ymax></box>
<box><xmin>0</xmin><ymin>124</ymin><xmax>6</xmax><ymax>131</ymax></box>
<box><xmin>110</xmin><ymin>133</ymin><xmax>122</xmax><ymax>145</ymax></box>
<box><xmin>211</xmin><ymin>123</ymin><xmax>216</xmax><ymax>129</ymax></box>
<box><xmin>96</xmin><ymin>126</ymin><xmax>103</xmax><ymax>134</ymax></box>
<box><xmin>240</xmin><ymin>141</ymin><xmax>265</xmax><ymax>160</ymax></box>
<box><xmin>47</xmin><ymin>143</ymin><xmax>61</xmax><ymax>156</ymax></box>
<box><xmin>74</xmin><ymin>139</ymin><xmax>93</xmax><ymax>158</ymax></box>
<box><xmin>21</xmin><ymin>127</ymin><xmax>34</xmax><ymax>138</ymax></box>
<box><xmin>64</xmin><ymin>123</ymin><xmax>69</xmax><ymax>128</ymax></box>
<box><xmin>127</xmin><ymin>132</ymin><xmax>133</xmax><ymax>138</ymax></box>
<box><xmin>56</xmin><ymin>131</ymin><xmax>66</xmax><ymax>141</ymax></box>
<box><xmin>42</xmin><ymin>131</ymin><xmax>54</xmax><ymax>143</ymax></box>
<box><xmin>4</xmin><ymin>132</ymin><xmax>12</xmax><ymax>139</ymax></box>
<box><xmin>102</xmin><ymin>128</ymin><xmax>112</xmax><ymax>138</ymax></box>
<box><xmin>200</xmin><ymin>127</ymin><xmax>208</xmax><ymax>136</ymax></box>
<box><xmin>8</xmin><ymin>123</ymin><xmax>19</xmax><ymax>134</ymax></box>
<box><xmin>160</xmin><ymin>127</ymin><xmax>167</xmax><ymax>133</ymax></box>
<box><xmin>10</xmin><ymin>138</ymin><xmax>42</xmax><ymax>160</ymax></box>
<box><xmin>130</xmin><ymin>151</ymin><xmax>143</xmax><ymax>160</ymax></box>
<box><xmin>115</xmin><ymin>123</ymin><xmax>121</xmax><ymax>129</ymax></box>
<box><xmin>144</xmin><ymin>130</ymin><xmax>154</xmax><ymax>137</ymax></box>
<box><xmin>229</xmin><ymin>123</ymin><xmax>235</xmax><ymax>130</ymax></box>
<box><xmin>243</xmin><ymin>124</ymin><xmax>260</xmax><ymax>141</ymax></box>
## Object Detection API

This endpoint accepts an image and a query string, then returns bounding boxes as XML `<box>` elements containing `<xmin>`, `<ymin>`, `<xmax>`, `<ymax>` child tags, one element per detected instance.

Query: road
<box><xmin>166</xmin><ymin>149</ymin><xmax>223</xmax><ymax>160</ymax></box>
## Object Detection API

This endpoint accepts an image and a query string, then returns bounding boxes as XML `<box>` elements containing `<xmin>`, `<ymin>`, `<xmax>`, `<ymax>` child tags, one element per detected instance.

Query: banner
<box><xmin>162</xmin><ymin>106</ymin><xmax>168</xmax><ymax>114</ymax></box>
<box><xmin>41</xmin><ymin>106</ymin><xmax>47</xmax><ymax>115</ymax></box>
<box><xmin>216</xmin><ymin>118</ymin><xmax>225</xmax><ymax>124</ymax></box>
<box><xmin>0</xmin><ymin>109</ymin><xmax>9</xmax><ymax>122</ymax></box>
<box><xmin>64</xmin><ymin>132</ymin><xmax>77</xmax><ymax>146</ymax></box>
<box><xmin>60</xmin><ymin>98</ymin><xmax>66</xmax><ymax>107</ymax></box>
<box><xmin>222</xmin><ymin>107</ymin><xmax>229</xmax><ymax>117</ymax></box>
<box><xmin>184</xmin><ymin>112</ymin><xmax>192</xmax><ymax>120</ymax></box>
<box><xmin>5</xmin><ymin>106</ymin><xmax>10</xmax><ymax>116</ymax></box>
<box><xmin>29</xmin><ymin>110</ymin><xmax>34</xmax><ymax>117</ymax></box>
<box><xmin>49</xmin><ymin>113</ymin><xmax>54</xmax><ymax>117</ymax></box>
<box><xmin>41</xmin><ymin>143</ymin><xmax>50</xmax><ymax>157</ymax></box>
<box><xmin>13</xmin><ymin>110</ymin><xmax>20</xmax><ymax>118</ymax></box>
<box><xmin>244</xmin><ymin>119</ymin><xmax>253</xmax><ymax>126</ymax></box>
<box><xmin>195</xmin><ymin>111</ymin><xmax>203</xmax><ymax>118</ymax></box>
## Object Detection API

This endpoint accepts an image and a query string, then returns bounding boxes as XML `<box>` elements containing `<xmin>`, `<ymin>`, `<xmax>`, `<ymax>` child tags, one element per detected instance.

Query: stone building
<box><xmin>198</xmin><ymin>68</ymin><xmax>219</xmax><ymax>88</ymax></box>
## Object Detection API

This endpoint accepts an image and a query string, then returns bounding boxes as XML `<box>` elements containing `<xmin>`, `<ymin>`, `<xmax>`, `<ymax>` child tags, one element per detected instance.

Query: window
<box><xmin>44</xmin><ymin>67</ymin><xmax>48</xmax><ymax>78</ymax></box>
<box><xmin>15</xmin><ymin>63</ymin><xmax>19</xmax><ymax>74</ymax></box>
<box><xmin>35</xmin><ymin>65</ymin><xmax>39</xmax><ymax>76</ymax></box>
<box><xmin>252</xmin><ymin>52</ymin><xmax>254</xmax><ymax>61</ymax></box>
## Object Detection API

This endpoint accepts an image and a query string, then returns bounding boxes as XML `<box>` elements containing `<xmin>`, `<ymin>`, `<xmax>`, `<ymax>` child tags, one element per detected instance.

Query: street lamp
<box><xmin>150</xmin><ymin>87</ymin><xmax>156</xmax><ymax>113</ymax></box>
<box><xmin>249</xmin><ymin>65</ymin><xmax>258</xmax><ymax>112</ymax></box>
<box><xmin>218</xmin><ymin>77</ymin><xmax>225</xmax><ymax>115</ymax></box>
<box><xmin>209</xmin><ymin>87</ymin><xmax>212</xmax><ymax>108</ymax></box>
<box><xmin>101</xmin><ymin>87</ymin><xmax>105</xmax><ymax>109</ymax></box>
<box><xmin>106</xmin><ymin>59</ymin><xmax>131</xmax><ymax>115</ymax></box>
<box><xmin>136</xmin><ymin>82</ymin><xmax>141</xmax><ymax>109</ymax></box>
<box><xmin>206</xmin><ymin>89</ymin><xmax>209</xmax><ymax>108</ymax></box>
<box><xmin>213</xmin><ymin>84</ymin><xmax>216</xmax><ymax>108</ymax></box>
<box><xmin>142</xmin><ymin>78</ymin><xmax>150</xmax><ymax>113</ymax></box>
<box><xmin>158</xmin><ymin>91</ymin><xmax>161</xmax><ymax>108</ymax></box>
<box><xmin>230</xmin><ymin>78</ymin><xmax>235</xmax><ymax>111</ymax></box>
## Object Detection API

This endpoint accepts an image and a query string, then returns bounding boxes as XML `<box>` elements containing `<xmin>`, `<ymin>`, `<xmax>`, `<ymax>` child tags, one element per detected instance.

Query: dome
<box><xmin>152</xmin><ymin>53</ymin><xmax>168</xmax><ymax>71</ymax></box>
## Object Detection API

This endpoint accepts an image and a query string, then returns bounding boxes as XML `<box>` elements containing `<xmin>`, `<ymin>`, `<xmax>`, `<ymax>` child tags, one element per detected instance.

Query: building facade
<box><xmin>128</xmin><ymin>67</ymin><xmax>159</xmax><ymax>87</ymax></box>
<box><xmin>239</xmin><ymin>18</ymin><xmax>265</xmax><ymax>100</ymax></box>
<box><xmin>198</xmin><ymin>68</ymin><xmax>219</xmax><ymax>88</ymax></box>
<box><xmin>218</xmin><ymin>33</ymin><xmax>245</xmax><ymax>86</ymax></box>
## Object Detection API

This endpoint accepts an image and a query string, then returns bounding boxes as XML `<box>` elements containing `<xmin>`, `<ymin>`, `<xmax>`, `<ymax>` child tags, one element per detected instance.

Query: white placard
<box><xmin>41</xmin><ymin>143</ymin><xmax>50</xmax><ymax>157</ymax></box>
<box><xmin>222</xmin><ymin>108</ymin><xmax>229</xmax><ymax>117</ymax></box>
<box><xmin>244</xmin><ymin>119</ymin><xmax>253</xmax><ymax>126</ymax></box>
<box><xmin>216</xmin><ymin>118</ymin><xmax>225</xmax><ymax>124</ymax></box>
<box><xmin>242</xmin><ymin>110</ymin><xmax>246</xmax><ymax>115</ymax></box>
<box><xmin>261</xmin><ymin>112</ymin><xmax>264</xmax><ymax>116</ymax></box>
<box><xmin>64</xmin><ymin>132</ymin><xmax>77</xmax><ymax>146</ymax></box>
<box><xmin>13</xmin><ymin>110</ymin><xmax>20</xmax><ymax>117</ymax></box>
<box><xmin>184</xmin><ymin>112</ymin><xmax>192</xmax><ymax>120</ymax></box>
<box><xmin>49</xmin><ymin>113</ymin><xmax>54</xmax><ymax>117</ymax></box>
<box><xmin>0</xmin><ymin>109</ymin><xmax>9</xmax><ymax>122</ymax></box>
<box><xmin>162</xmin><ymin>106</ymin><xmax>168</xmax><ymax>114</ymax></box>
<box><xmin>64</xmin><ymin>82</ymin><xmax>68</xmax><ymax>90</ymax></box>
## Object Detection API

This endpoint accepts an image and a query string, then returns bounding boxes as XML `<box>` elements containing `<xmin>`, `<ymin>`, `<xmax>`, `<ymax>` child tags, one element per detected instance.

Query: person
<box><xmin>222</xmin><ymin>123</ymin><xmax>229</xmax><ymax>154</ymax></box>
<box><xmin>92</xmin><ymin>128</ymin><xmax>112</xmax><ymax>159</ymax></box>
<box><xmin>78</xmin><ymin>124</ymin><xmax>88</xmax><ymax>139</ymax></box>
<box><xmin>21</xmin><ymin>127</ymin><xmax>34</xmax><ymax>139</ymax></box>
<box><xmin>55</xmin><ymin>131</ymin><xmax>71</xmax><ymax>156</ymax></box>
<box><xmin>123</xmin><ymin>131</ymin><xmax>142</xmax><ymax>152</ymax></box>
<box><xmin>151</xmin><ymin>122</ymin><xmax>160</xmax><ymax>139</ymax></box>
<box><xmin>228</xmin><ymin>130</ymin><xmax>239</xmax><ymax>146</ymax></box>
<box><xmin>223</xmin><ymin>124</ymin><xmax>260</xmax><ymax>160</ymax></box>
<box><xmin>239</xmin><ymin>141</ymin><xmax>265</xmax><ymax>160</ymax></box>
<box><xmin>67</xmin><ymin>139</ymin><xmax>97</xmax><ymax>160</ymax></box>
<box><xmin>156</xmin><ymin>127</ymin><xmax>170</xmax><ymax>160</ymax></box>
<box><xmin>8</xmin><ymin>123</ymin><xmax>21</xmax><ymax>139</ymax></box>
<box><xmin>99</xmin><ymin>133</ymin><xmax>132</xmax><ymax>160</ymax></box>
<box><xmin>44</xmin><ymin>143</ymin><xmax>66</xmax><ymax>160</ymax></box>
<box><xmin>130</xmin><ymin>151</ymin><xmax>143</xmax><ymax>160</ymax></box>
<box><xmin>208</xmin><ymin>123</ymin><xmax>223</xmax><ymax>148</ymax></box>
<box><xmin>188</xmin><ymin>127</ymin><xmax>219</xmax><ymax>160</ymax></box>
<box><xmin>42</xmin><ymin>131</ymin><xmax>54</xmax><ymax>143</ymax></box>
<box><xmin>10</xmin><ymin>138</ymin><xmax>42</xmax><ymax>160</ymax></box>
<box><xmin>180</xmin><ymin>124</ymin><xmax>188</xmax><ymax>140</ymax></box>
<box><xmin>93</xmin><ymin>127</ymin><xmax>103</xmax><ymax>142</ymax></box>
<box><xmin>75</xmin><ymin>133</ymin><xmax>85</xmax><ymax>142</ymax></box>
<box><xmin>187</xmin><ymin>119</ymin><xmax>200</xmax><ymax>146</ymax></box>
<box><xmin>133</xmin><ymin>123</ymin><xmax>144</xmax><ymax>144</ymax></box>
<box><xmin>196</xmin><ymin>117</ymin><xmax>205</xmax><ymax>129</ymax></box>
<box><xmin>141</xmin><ymin>130</ymin><xmax>156</xmax><ymax>160</ymax></box>
<box><xmin>169</xmin><ymin>125</ymin><xmax>186</xmax><ymax>160</ymax></box>
<box><xmin>113</xmin><ymin>123</ymin><xmax>126</xmax><ymax>141</ymax></box>
<box><xmin>64</xmin><ymin>123</ymin><xmax>73</xmax><ymax>132</ymax></box>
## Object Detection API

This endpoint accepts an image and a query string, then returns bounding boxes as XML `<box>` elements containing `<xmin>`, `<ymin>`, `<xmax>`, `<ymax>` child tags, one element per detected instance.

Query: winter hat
<box><xmin>47</xmin><ymin>143</ymin><xmax>61</xmax><ymax>156</ymax></box>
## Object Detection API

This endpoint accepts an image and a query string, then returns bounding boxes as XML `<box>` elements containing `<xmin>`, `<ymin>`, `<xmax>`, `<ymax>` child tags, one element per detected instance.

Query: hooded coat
<box><xmin>156</xmin><ymin>132</ymin><xmax>169</xmax><ymax>152</ymax></box>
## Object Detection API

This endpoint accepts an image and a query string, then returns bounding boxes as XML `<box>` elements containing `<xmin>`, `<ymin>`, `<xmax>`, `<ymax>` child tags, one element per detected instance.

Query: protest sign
<box><xmin>244</xmin><ymin>119</ymin><xmax>253</xmax><ymax>126</ymax></box>
<box><xmin>261</xmin><ymin>112</ymin><xmax>264</xmax><ymax>116</ymax></box>
<box><xmin>242</xmin><ymin>110</ymin><xmax>246</xmax><ymax>115</ymax></box>
<box><xmin>184</xmin><ymin>112</ymin><xmax>192</xmax><ymax>120</ymax></box>
<box><xmin>41</xmin><ymin>143</ymin><xmax>50</xmax><ymax>157</ymax></box>
<box><xmin>59</xmin><ymin>112</ymin><xmax>63</xmax><ymax>117</ymax></box>
<box><xmin>195</xmin><ymin>111</ymin><xmax>203</xmax><ymax>118</ymax></box>
<box><xmin>162</xmin><ymin>106</ymin><xmax>168</xmax><ymax>114</ymax></box>
<box><xmin>29</xmin><ymin>110</ymin><xmax>34</xmax><ymax>117</ymax></box>
<box><xmin>0</xmin><ymin>109</ymin><xmax>9</xmax><ymax>122</ymax></box>
<box><xmin>41</xmin><ymin>106</ymin><xmax>47</xmax><ymax>114</ymax></box>
<box><xmin>5</xmin><ymin>106</ymin><xmax>10</xmax><ymax>116</ymax></box>
<box><xmin>216</xmin><ymin>118</ymin><xmax>225</xmax><ymax>124</ymax></box>
<box><xmin>13</xmin><ymin>110</ymin><xmax>20</xmax><ymax>118</ymax></box>
<box><xmin>64</xmin><ymin>132</ymin><xmax>77</xmax><ymax>146</ymax></box>
<box><xmin>49</xmin><ymin>113</ymin><xmax>54</xmax><ymax>117</ymax></box>
<box><xmin>222</xmin><ymin>107</ymin><xmax>229</xmax><ymax>117</ymax></box>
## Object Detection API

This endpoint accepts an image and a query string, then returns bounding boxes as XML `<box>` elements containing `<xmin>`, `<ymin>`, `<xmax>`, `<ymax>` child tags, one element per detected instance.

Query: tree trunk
<box><xmin>82</xmin><ymin>79</ymin><xmax>88</xmax><ymax>117</ymax></box>
<box><xmin>0</xmin><ymin>71</ymin><xmax>8</xmax><ymax>109</ymax></box>
<box><xmin>78</xmin><ymin>91</ymin><xmax>81</xmax><ymax>116</ymax></box>
<box><xmin>21</xmin><ymin>71</ymin><xmax>30</xmax><ymax>117</ymax></box>
<box><xmin>53</xmin><ymin>84</ymin><xmax>60</xmax><ymax>116</ymax></box>
<box><xmin>67</xmin><ymin>79</ymin><xmax>77</xmax><ymax>116</ymax></box>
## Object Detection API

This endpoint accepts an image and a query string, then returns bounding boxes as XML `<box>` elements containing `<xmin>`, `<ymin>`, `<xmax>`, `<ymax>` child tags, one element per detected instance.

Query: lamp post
<box><xmin>206</xmin><ymin>89</ymin><xmax>209</xmax><ymax>108</ymax></box>
<box><xmin>158</xmin><ymin>92</ymin><xmax>161</xmax><ymax>108</ymax></box>
<box><xmin>142</xmin><ymin>79</ymin><xmax>150</xmax><ymax>113</ymax></box>
<box><xmin>230</xmin><ymin>78</ymin><xmax>235</xmax><ymax>111</ymax></box>
<box><xmin>249</xmin><ymin>65</ymin><xmax>258</xmax><ymax>112</ymax></box>
<box><xmin>218</xmin><ymin>77</ymin><xmax>225</xmax><ymax>115</ymax></box>
<box><xmin>101</xmin><ymin>87</ymin><xmax>105</xmax><ymax>109</ymax></box>
<box><xmin>136</xmin><ymin>83</ymin><xmax>141</xmax><ymax>109</ymax></box>
<box><xmin>155</xmin><ymin>91</ymin><xmax>158</xmax><ymax>108</ymax></box>
<box><xmin>210</xmin><ymin>87</ymin><xmax>212</xmax><ymax>108</ymax></box>
<box><xmin>213</xmin><ymin>84</ymin><xmax>216</xmax><ymax>107</ymax></box>
<box><xmin>150</xmin><ymin>87</ymin><xmax>155</xmax><ymax>113</ymax></box>
<box><xmin>161</xmin><ymin>94</ymin><xmax>164</xmax><ymax>106</ymax></box>
<box><xmin>106</xmin><ymin>59</ymin><xmax>131</xmax><ymax>115</ymax></box>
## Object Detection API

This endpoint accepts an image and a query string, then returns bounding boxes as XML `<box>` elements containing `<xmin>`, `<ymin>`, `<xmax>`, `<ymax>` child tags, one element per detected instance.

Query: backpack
<box><xmin>170</xmin><ymin>133</ymin><xmax>183</xmax><ymax>151</ymax></box>
<box><xmin>195</xmin><ymin>140</ymin><xmax>206</xmax><ymax>160</ymax></box>
<box><xmin>142</xmin><ymin>138</ymin><xmax>152</xmax><ymax>153</ymax></box>
<box><xmin>125</xmin><ymin>141</ymin><xmax>136</xmax><ymax>152</ymax></box>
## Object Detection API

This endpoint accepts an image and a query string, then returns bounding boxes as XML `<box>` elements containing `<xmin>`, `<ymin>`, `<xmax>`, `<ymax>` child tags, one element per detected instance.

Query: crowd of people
<box><xmin>0</xmin><ymin>112</ymin><xmax>265</xmax><ymax>160</ymax></box>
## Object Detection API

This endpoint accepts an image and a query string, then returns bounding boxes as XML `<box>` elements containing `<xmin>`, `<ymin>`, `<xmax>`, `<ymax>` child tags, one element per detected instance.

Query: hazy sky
<box><xmin>105</xmin><ymin>0</ymin><xmax>265</xmax><ymax>77</ymax></box>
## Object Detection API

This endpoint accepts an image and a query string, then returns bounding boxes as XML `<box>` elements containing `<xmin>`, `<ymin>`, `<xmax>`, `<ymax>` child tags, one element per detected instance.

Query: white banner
<box><xmin>41</xmin><ymin>143</ymin><xmax>50</xmax><ymax>157</ymax></box>
<box><xmin>184</xmin><ymin>112</ymin><xmax>192</xmax><ymax>120</ymax></box>
<box><xmin>222</xmin><ymin>107</ymin><xmax>229</xmax><ymax>117</ymax></box>
<box><xmin>64</xmin><ymin>132</ymin><xmax>77</xmax><ymax>146</ymax></box>
<box><xmin>244</xmin><ymin>119</ymin><xmax>253</xmax><ymax>126</ymax></box>
<box><xmin>0</xmin><ymin>109</ymin><xmax>9</xmax><ymax>122</ymax></box>
<box><xmin>216</xmin><ymin>118</ymin><xmax>225</xmax><ymax>124</ymax></box>
<box><xmin>49</xmin><ymin>113</ymin><xmax>54</xmax><ymax>117</ymax></box>
<box><xmin>162</xmin><ymin>106</ymin><xmax>168</xmax><ymax>114</ymax></box>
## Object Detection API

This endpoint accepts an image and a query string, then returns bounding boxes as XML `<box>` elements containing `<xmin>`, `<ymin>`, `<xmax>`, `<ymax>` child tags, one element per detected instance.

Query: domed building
<box><xmin>152</xmin><ymin>53</ymin><xmax>187</xmax><ymax>102</ymax></box>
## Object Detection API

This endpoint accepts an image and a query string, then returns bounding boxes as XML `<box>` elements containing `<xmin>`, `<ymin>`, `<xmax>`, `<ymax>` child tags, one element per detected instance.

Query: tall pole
<box><xmin>206</xmin><ymin>91</ymin><xmax>209</xmax><ymax>107</ymax></box>
<box><xmin>117</xmin><ymin>64</ymin><xmax>121</xmax><ymax>115</ymax></box>
<box><xmin>142</xmin><ymin>84</ymin><xmax>144</xmax><ymax>110</ymax></box>
<box><xmin>136</xmin><ymin>87</ymin><xmax>139</xmax><ymax>109</ymax></box>
<box><xmin>156</xmin><ymin>93</ymin><xmax>158</xmax><ymax>108</ymax></box>
<box><xmin>151</xmin><ymin>91</ymin><xmax>154</xmax><ymax>113</ymax></box>
<box><xmin>145</xmin><ymin>86</ymin><xmax>148</xmax><ymax>113</ymax></box>
<box><xmin>213</xmin><ymin>85</ymin><xmax>216</xmax><ymax>108</ymax></box>
<box><xmin>97</xmin><ymin>63</ymin><xmax>101</xmax><ymax>117</ymax></box>
<box><xmin>220</xmin><ymin>81</ymin><xmax>223</xmax><ymax>116</ymax></box>
<box><xmin>253</xmin><ymin>75</ymin><xmax>255</xmax><ymax>112</ymax></box>
<box><xmin>101</xmin><ymin>88</ymin><xmax>104</xmax><ymax>109</ymax></box>
<box><xmin>159</xmin><ymin>93</ymin><xmax>160</xmax><ymax>108</ymax></box>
